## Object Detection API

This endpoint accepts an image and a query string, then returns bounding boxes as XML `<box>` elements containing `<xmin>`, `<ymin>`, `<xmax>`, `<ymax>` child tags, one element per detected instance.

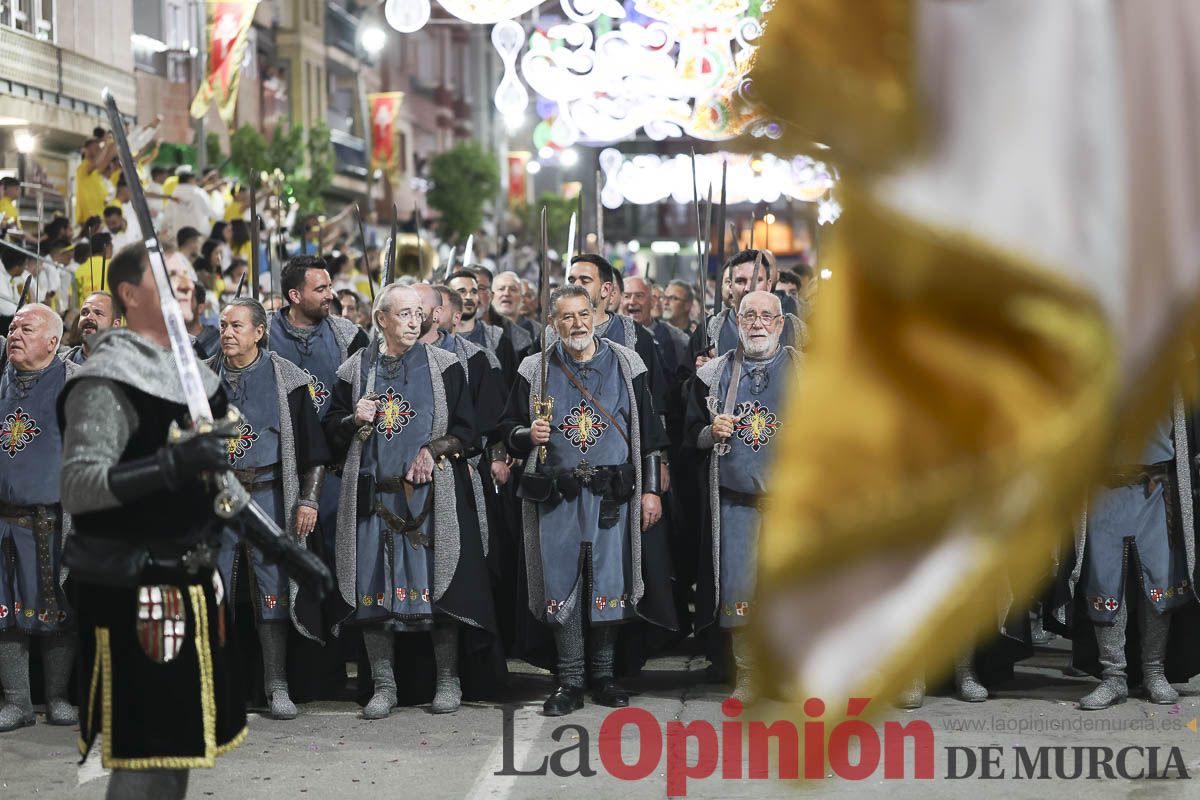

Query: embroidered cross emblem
<box><xmin>374</xmin><ymin>386</ymin><xmax>416</xmax><ymax>441</ymax></box>
<box><xmin>305</xmin><ymin>370</ymin><xmax>330</xmax><ymax>410</ymax></box>
<box><xmin>733</xmin><ymin>400</ymin><xmax>780</xmax><ymax>452</ymax></box>
<box><xmin>226</xmin><ymin>421</ymin><xmax>259</xmax><ymax>463</ymax></box>
<box><xmin>558</xmin><ymin>402</ymin><xmax>608</xmax><ymax>454</ymax></box>
<box><xmin>1</xmin><ymin>407</ymin><xmax>41</xmax><ymax>458</ymax></box>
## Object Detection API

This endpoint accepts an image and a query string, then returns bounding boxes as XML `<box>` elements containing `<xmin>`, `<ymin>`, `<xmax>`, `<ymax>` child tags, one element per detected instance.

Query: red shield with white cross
<box><xmin>136</xmin><ymin>585</ymin><xmax>188</xmax><ymax>663</ymax></box>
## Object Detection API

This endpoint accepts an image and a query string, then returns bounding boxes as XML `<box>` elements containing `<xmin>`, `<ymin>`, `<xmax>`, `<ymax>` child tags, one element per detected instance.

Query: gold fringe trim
<box><xmin>216</xmin><ymin>724</ymin><xmax>249</xmax><ymax>756</ymax></box>
<box><xmin>77</xmin><ymin>628</ymin><xmax>105</xmax><ymax>757</ymax></box>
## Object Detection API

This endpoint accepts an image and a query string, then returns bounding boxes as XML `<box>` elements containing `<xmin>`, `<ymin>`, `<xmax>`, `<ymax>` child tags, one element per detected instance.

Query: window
<box><xmin>1</xmin><ymin>0</ymin><xmax>54</xmax><ymax>41</ymax></box>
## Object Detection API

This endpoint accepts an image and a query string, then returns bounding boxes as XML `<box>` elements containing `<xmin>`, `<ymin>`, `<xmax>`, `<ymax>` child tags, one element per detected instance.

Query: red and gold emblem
<box><xmin>225</xmin><ymin>421</ymin><xmax>258</xmax><ymax>463</ymax></box>
<box><xmin>558</xmin><ymin>402</ymin><xmax>608</xmax><ymax>454</ymax></box>
<box><xmin>136</xmin><ymin>585</ymin><xmax>188</xmax><ymax>663</ymax></box>
<box><xmin>1</xmin><ymin>407</ymin><xmax>41</xmax><ymax>458</ymax></box>
<box><xmin>374</xmin><ymin>386</ymin><xmax>417</xmax><ymax>441</ymax></box>
<box><xmin>305</xmin><ymin>370</ymin><xmax>330</xmax><ymax>410</ymax></box>
<box><xmin>733</xmin><ymin>400</ymin><xmax>780</xmax><ymax>452</ymax></box>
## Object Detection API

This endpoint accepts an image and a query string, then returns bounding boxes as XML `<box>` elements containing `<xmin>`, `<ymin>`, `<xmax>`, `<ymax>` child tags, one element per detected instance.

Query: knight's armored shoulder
<box><xmin>608</xmin><ymin>340</ymin><xmax>647</xmax><ymax>380</ymax></box>
<box><xmin>426</xmin><ymin>343</ymin><xmax>460</xmax><ymax>374</ymax></box>
<box><xmin>516</xmin><ymin>353</ymin><xmax>541</xmax><ymax>384</ymax></box>
<box><xmin>696</xmin><ymin>352</ymin><xmax>732</xmax><ymax>387</ymax></box>
<box><xmin>270</xmin><ymin>350</ymin><xmax>315</xmax><ymax>393</ymax></box>
<box><xmin>335</xmin><ymin>348</ymin><xmax>366</xmax><ymax>383</ymax></box>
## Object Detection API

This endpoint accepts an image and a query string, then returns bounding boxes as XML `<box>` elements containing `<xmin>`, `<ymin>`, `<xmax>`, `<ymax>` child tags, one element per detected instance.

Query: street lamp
<box><xmin>360</xmin><ymin>25</ymin><xmax>387</xmax><ymax>56</ymax></box>
<box><xmin>14</xmin><ymin>130</ymin><xmax>36</xmax><ymax>154</ymax></box>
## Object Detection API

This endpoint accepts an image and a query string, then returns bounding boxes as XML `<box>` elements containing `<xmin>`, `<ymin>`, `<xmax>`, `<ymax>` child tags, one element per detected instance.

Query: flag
<box><xmin>368</xmin><ymin>92</ymin><xmax>405</xmax><ymax>174</ymax></box>
<box><xmin>747</xmin><ymin>0</ymin><xmax>1200</xmax><ymax>729</ymax></box>
<box><xmin>190</xmin><ymin>0</ymin><xmax>259</xmax><ymax>126</ymax></box>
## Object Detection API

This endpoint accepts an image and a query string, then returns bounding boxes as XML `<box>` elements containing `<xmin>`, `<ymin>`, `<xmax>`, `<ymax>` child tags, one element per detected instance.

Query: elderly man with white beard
<box><xmin>685</xmin><ymin>290</ymin><xmax>802</xmax><ymax>703</ymax></box>
<box><xmin>499</xmin><ymin>284</ymin><xmax>673</xmax><ymax>716</ymax></box>
<box><xmin>492</xmin><ymin>270</ymin><xmax>543</xmax><ymax>345</ymax></box>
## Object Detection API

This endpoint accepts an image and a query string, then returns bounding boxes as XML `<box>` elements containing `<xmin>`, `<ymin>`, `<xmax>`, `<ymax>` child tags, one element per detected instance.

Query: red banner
<box><xmin>369</xmin><ymin>92</ymin><xmax>406</xmax><ymax>173</ymax></box>
<box><xmin>507</xmin><ymin>151</ymin><xmax>530</xmax><ymax>203</ymax></box>
<box><xmin>190</xmin><ymin>0</ymin><xmax>259</xmax><ymax>126</ymax></box>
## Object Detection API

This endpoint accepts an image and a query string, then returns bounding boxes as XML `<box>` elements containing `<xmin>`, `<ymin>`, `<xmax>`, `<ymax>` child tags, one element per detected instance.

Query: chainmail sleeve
<box><xmin>60</xmin><ymin>378</ymin><xmax>139</xmax><ymax>515</ymax></box>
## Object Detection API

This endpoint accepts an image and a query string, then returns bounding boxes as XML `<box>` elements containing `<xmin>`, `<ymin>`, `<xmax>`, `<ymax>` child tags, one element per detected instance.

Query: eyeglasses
<box><xmin>387</xmin><ymin>309</ymin><xmax>425</xmax><ymax>323</ymax></box>
<box><xmin>738</xmin><ymin>312</ymin><xmax>781</xmax><ymax>326</ymax></box>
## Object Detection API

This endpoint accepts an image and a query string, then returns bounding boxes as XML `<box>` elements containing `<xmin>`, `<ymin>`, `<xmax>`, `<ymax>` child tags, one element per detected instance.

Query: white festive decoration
<box><xmin>561</xmin><ymin>0</ymin><xmax>627</xmax><ymax>24</ymax></box>
<box><xmin>492</xmin><ymin>20</ymin><xmax>530</xmax><ymax>120</ymax></box>
<box><xmin>817</xmin><ymin>194</ymin><xmax>842</xmax><ymax>226</ymax></box>
<box><xmin>384</xmin><ymin>0</ymin><xmax>432</xmax><ymax>33</ymax></box>
<box><xmin>598</xmin><ymin>148</ymin><xmax>835</xmax><ymax>209</ymax></box>
<box><xmin>436</xmin><ymin>0</ymin><xmax>542</xmax><ymax>24</ymax></box>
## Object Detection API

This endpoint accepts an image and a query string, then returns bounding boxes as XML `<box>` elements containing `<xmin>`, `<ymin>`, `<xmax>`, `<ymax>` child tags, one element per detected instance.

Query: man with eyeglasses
<box><xmin>448</xmin><ymin>270</ymin><xmax>521</xmax><ymax>386</ymax></box>
<box><xmin>690</xmin><ymin>250</ymin><xmax>807</xmax><ymax>367</ymax></box>
<box><xmin>686</xmin><ymin>290</ymin><xmax>802</xmax><ymax>703</ymax></box>
<box><xmin>499</xmin><ymin>284</ymin><xmax>674</xmax><ymax>716</ymax></box>
<box><xmin>324</xmin><ymin>284</ymin><xmax>498</xmax><ymax>719</ymax></box>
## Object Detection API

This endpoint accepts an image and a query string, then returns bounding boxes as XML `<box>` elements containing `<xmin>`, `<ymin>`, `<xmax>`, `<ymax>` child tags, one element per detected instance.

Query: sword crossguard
<box><xmin>356</xmin><ymin>392</ymin><xmax>382</xmax><ymax>442</ymax></box>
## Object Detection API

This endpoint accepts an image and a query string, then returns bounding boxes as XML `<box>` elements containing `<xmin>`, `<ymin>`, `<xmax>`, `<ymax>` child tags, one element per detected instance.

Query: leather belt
<box><xmin>232</xmin><ymin>465</ymin><xmax>280</xmax><ymax>492</ymax></box>
<box><xmin>1103</xmin><ymin>461</ymin><xmax>1172</xmax><ymax>496</ymax></box>
<box><xmin>720</xmin><ymin>487</ymin><xmax>767</xmax><ymax>510</ymax></box>
<box><xmin>0</xmin><ymin>501</ymin><xmax>51</xmax><ymax>530</ymax></box>
<box><xmin>373</xmin><ymin>475</ymin><xmax>433</xmax><ymax>548</ymax></box>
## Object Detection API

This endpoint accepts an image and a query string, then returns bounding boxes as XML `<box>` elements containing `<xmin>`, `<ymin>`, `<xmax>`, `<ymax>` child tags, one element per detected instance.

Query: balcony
<box><xmin>0</xmin><ymin>27</ymin><xmax>137</xmax><ymax>119</ymax></box>
<box><xmin>325</xmin><ymin>2</ymin><xmax>360</xmax><ymax>57</ymax></box>
<box><xmin>330</xmin><ymin>126</ymin><xmax>367</xmax><ymax>179</ymax></box>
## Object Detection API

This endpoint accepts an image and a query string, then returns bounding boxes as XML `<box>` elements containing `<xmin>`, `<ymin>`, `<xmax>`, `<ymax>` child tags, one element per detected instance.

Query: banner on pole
<box><xmin>189</xmin><ymin>0</ymin><xmax>260</xmax><ymax>126</ymax></box>
<box><xmin>368</xmin><ymin>92</ymin><xmax>406</xmax><ymax>173</ymax></box>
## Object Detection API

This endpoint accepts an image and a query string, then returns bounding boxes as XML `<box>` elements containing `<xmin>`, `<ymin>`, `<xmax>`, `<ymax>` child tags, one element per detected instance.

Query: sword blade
<box><xmin>15</xmin><ymin>275</ymin><xmax>33</xmax><ymax>313</ymax></box>
<box><xmin>248</xmin><ymin>179</ymin><xmax>260</xmax><ymax>300</ymax></box>
<box><xmin>103</xmin><ymin>88</ymin><xmax>212</xmax><ymax>425</ymax></box>
<box><xmin>690</xmin><ymin>150</ymin><xmax>707</xmax><ymax>350</ymax></box>
<box><xmin>595</xmin><ymin>168</ymin><xmax>604</xmax><ymax>254</ymax></box>
<box><xmin>714</xmin><ymin>162</ymin><xmax>728</xmax><ymax>320</ymax></box>
<box><xmin>353</xmin><ymin>202</ymin><xmax>375</xmax><ymax>302</ymax></box>
<box><xmin>565</xmin><ymin>212</ymin><xmax>577</xmax><ymax>264</ymax></box>
<box><xmin>464</xmin><ymin>234</ymin><xmax>474</xmax><ymax>267</ymax></box>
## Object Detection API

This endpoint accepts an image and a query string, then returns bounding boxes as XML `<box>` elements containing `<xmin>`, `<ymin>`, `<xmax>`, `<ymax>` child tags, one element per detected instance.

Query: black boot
<box><xmin>590</xmin><ymin>678</ymin><xmax>629</xmax><ymax>708</ymax></box>
<box><xmin>543</xmin><ymin>685</ymin><xmax>585</xmax><ymax>717</ymax></box>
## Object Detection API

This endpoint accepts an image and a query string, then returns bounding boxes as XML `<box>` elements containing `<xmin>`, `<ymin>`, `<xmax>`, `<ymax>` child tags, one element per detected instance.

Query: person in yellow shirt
<box><xmin>74</xmin><ymin>136</ymin><xmax>117</xmax><ymax>225</ymax></box>
<box><xmin>75</xmin><ymin>232</ymin><xmax>113</xmax><ymax>297</ymax></box>
<box><xmin>224</xmin><ymin>183</ymin><xmax>250</xmax><ymax>222</ymax></box>
<box><xmin>0</xmin><ymin>177</ymin><xmax>20</xmax><ymax>227</ymax></box>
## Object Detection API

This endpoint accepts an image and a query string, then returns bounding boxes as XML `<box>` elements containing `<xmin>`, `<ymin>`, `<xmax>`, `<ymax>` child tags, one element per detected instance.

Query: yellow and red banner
<box><xmin>368</xmin><ymin>92</ymin><xmax>406</xmax><ymax>173</ymax></box>
<box><xmin>190</xmin><ymin>0</ymin><xmax>259</xmax><ymax>126</ymax></box>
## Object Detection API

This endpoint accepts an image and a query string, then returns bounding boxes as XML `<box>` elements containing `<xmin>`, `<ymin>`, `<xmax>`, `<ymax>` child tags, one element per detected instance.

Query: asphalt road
<box><xmin>4</xmin><ymin>638</ymin><xmax>1200</xmax><ymax>799</ymax></box>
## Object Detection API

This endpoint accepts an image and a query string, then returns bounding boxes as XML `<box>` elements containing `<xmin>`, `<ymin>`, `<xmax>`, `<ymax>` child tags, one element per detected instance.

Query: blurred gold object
<box><xmin>387</xmin><ymin>234</ymin><xmax>439</xmax><ymax>282</ymax></box>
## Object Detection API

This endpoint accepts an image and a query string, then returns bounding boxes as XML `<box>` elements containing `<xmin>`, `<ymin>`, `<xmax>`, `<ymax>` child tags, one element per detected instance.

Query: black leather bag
<box><xmin>517</xmin><ymin>472</ymin><xmax>558</xmax><ymax>504</ymax></box>
<box><xmin>62</xmin><ymin>534</ymin><xmax>149</xmax><ymax>587</ymax></box>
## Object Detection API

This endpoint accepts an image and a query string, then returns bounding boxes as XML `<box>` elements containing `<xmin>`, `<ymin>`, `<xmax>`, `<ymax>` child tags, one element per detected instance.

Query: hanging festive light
<box><xmin>598</xmin><ymin>148</ymin><xmax>835</xmax><ymax>209</ymax></box>
<box><xmin>817</xmin><ymin>193</ymin><xmax>842</xmax><ymax>226</ymax></box>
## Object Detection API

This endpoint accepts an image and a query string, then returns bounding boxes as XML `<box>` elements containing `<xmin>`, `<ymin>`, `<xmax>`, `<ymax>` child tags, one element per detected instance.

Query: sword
<box><xmin>353</xmin><ymin>202</ymin><xmax>375</xmax><ymax>302</ymax></box>
<box><xmin>357</xmin><ymin>204</ymin><xmax>398</xmax><ymax>440</ymax></box>
<box><xmin>234</xmin><ymin>270</ymin><xmax>246</xmax><ymax>298</ymax></box>
<box><xmin>463</xmin><ymin>234</ymin><xmax>475</xmax><ymax>268</ymax></box>
<box><xmin>102</xmin><ymin>88</ymin><xmax>332</xmax><ymax>596</ymax></box>
<box><xmin>595</xmin><ymin>168</ymin><xmax>604</xmax><ymax>254</ymax></box>
<box><xmin>15</xmin><ymin>275</ymin><xmax>32</xmax><ymax>314</ymax></box>
<box><xmin>414</xmin><ymin>203</ymin><xmax>424</xmax><ymax>276</ymax></box>
<box><xmin>533</xmin><ymin>206</ymin><xmax>554</xmax><ymax>465</ymax></box>
<box><xmin>565</xmin><ymin>212</ymin><xmax>577</xmax><ymax>265</ymax></box>
<box><xmin>443</xmin><ymin>246</ymin><xmax>457</xmax><ymax>283</ymax></box>
<box><xmin>714</xmin><ymin>162</ymin><xmax>728</xmax><ymax>323</ymax></box>
<box><xmin>248</xmin><ymin>179</ymin><xmax>260</xmax><ymax>300</ymax></box>
<box><xmin>576</xmin><ymin>188</ymin><xmax>585</xmax><ymax>254</ymax></box>
<box><xmin>690</xmin><ymin>150</ymin><xmax>708</xmax><ymax>353</ymax></box>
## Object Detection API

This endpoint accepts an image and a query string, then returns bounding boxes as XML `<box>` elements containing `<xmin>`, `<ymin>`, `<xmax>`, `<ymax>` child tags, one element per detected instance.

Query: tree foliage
<box><xmin>229</xmin><ymin>124</ymin><xmax>268</xmax><ymax>183</ymax></box>
<box><xmin>513</xmin><ymin>192</ymin><xmax>576</xmax><ymax>258</ymax></box>
<box><xmin>426</xmin><ymin>141</ymin><xmax>500</xmax><ymax>241</ymax></box>
<box><xmin>205</xmin><ymin>132</ymin><xmax>224</xmax><ymax>168</ymax></box>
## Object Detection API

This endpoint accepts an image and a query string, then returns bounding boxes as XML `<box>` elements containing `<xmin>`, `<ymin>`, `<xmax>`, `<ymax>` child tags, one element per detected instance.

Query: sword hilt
<box><xmin>532</xmin><ymin>393</ymin><xmax>554</xmax><ymax>465</ymax></box>
<box><xmin>167</xmin><ymin>408</ymin><xmax>249</xmax><ymax>517</ymax></box>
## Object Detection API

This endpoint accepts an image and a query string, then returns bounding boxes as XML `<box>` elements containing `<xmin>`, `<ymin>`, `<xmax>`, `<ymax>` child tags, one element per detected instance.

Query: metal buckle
<box><xmin>572</xmin><ymin>460</ymin><xmax>598</xmax><ymax>486</ymax></box>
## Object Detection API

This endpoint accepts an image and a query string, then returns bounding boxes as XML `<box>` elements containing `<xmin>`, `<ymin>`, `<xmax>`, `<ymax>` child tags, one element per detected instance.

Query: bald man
<box><xmin>1</xmin><ymin>303</ymin><xmax>80</xmax><ymax>731</ymax></box>
<box><xmin>685</xmin><ymin>291</ymin><xmax>802</xmax><ymax>703</ymax></box>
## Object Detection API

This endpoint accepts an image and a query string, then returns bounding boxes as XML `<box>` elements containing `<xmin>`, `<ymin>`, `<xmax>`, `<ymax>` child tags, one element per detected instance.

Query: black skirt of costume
<box><xmin>75</xmin><ymin>570</ymin><xmax>246</xmax><ymax>768</ymax></box>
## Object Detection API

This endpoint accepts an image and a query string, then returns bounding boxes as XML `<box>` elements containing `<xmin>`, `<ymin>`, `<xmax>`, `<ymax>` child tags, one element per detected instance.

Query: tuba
<box><xmin>390</xmin><ymin>233</ymin><xmax>439</xmax><ymax>281</ymax></box>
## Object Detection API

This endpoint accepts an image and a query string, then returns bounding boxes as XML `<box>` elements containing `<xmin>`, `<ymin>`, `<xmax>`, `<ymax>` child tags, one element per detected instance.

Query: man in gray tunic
<box><xmin>0</xmin><ymin>304</ymin><xmax>78</xmax><ymax>731</ymax></box>
<box><xmin>209</xmin><ymin>297</ymin><xmax>330</xmax><ymax>719</ymax></box>
<box><xmin>499</xmin><ymin>285</ymin><xmax>670</xmax><ymax>716</ymax></box>
<box><xmin>685</xmin><ymin>291</ymin><xmax>800</xmax><ymax>703</ymax></box>
<box><xmin>1070</xmin><ymin>409</ymin><xmax>1199</xmax><ymax>709</ymax></box>
<box><xmin>324</xmin><ymin>284</ymin><xmax>495</xmax><ymax>718</ymax></box>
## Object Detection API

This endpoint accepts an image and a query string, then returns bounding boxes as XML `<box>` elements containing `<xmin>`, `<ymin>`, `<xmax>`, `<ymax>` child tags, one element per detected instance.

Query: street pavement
<box><xmin>4</xmin><ymin>637</ymin><xmax>1200</xmax><ymax>799</ymax></box>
